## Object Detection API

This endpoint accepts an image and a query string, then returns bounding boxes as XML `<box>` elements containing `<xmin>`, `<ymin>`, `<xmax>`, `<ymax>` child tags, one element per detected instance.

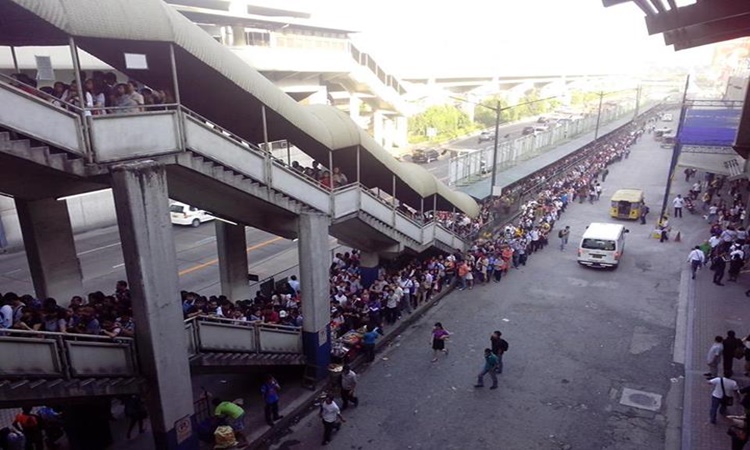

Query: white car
<box><xmin>169</xmin><ymin>201</ymin><xmax>215</xmax><ymax>227</ymax></box>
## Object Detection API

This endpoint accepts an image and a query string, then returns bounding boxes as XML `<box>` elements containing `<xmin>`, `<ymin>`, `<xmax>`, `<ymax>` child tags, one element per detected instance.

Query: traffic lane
<box><xmin>270</xmin><ymin>131</ymin><xmax>680</xmax><ymax>449</ymax></box>
<box><xmin>0</xmin><ymin>222</ymin><xmax>295</xmax><ymax>298</ymax></box>
<box><xmin>450</xmin><ymin>118</ymin><xmax>540</xmax><ymax>149</ymax></box>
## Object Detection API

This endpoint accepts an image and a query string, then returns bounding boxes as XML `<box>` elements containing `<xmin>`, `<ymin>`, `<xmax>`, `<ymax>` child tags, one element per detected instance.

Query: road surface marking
<box><xmin>77</xmin><ymin>242</ymin><xmax>121</xmax><ymax>256</ymax></box>
<box><xmin>178</xmin><ymin>236</ymin><xmax>284</xmax><ymax>276</ymax></box>
<box><xmin>112</xmin><ymin>263</ymin><xmax>125</xmax><ymax>269</ymax></box>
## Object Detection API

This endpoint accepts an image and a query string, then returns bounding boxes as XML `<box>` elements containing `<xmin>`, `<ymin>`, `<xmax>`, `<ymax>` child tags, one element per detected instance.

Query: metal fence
<box><xmin>448</xmin><ymin>103</ymin><xmax>636</xmax><ymax>187</ymax></box>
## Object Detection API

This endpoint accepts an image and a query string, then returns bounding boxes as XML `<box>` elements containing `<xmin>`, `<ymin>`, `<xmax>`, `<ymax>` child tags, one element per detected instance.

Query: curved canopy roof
<box><xmin>0</xmin><ymin>0</ymin><xmax>478</xmax><ymax>218</ymax></box>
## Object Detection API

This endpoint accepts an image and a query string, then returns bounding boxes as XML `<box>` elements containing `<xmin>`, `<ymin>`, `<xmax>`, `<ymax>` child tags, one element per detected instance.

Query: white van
<box><xmin>169</xmin><ymin>201</ymin><xmax>215</xmax><ymax>227</ymax></box>
<box><xmin>577</xmin><ymin>223</ymin><xmax>629</xmax><ymax>269</ymax></box>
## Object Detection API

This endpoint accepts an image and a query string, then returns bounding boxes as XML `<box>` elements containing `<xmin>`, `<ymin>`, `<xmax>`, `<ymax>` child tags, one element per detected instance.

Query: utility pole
<box><xmin>594</xmin><ymin>91</ymin><xmax>604</xmax><ymax>140</ymax></box>
<box><xmin>490</xmin><ymin>100</ymin><xmax>501</xmax><ymax>191</ymax></box>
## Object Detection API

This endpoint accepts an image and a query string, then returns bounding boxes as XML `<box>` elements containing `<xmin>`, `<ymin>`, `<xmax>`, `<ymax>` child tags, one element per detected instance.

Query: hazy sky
<box><xmin>287</xmin><ymin>0</ymin><xmax>716</xmax><ymax>77</ymax></box>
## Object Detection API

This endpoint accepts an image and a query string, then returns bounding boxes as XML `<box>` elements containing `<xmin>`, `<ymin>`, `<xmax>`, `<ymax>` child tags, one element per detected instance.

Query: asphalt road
<box><xmin>268</xmin><ymin>123</ymin><xmax>685</xmax><ymax>449</ymax></box>
<box><xmin>405</xmin><ymin>118</ymin><xmax>542</xmax><ymax>184</ymax></box>
<box><xmin>0</xmin><ymin>221</ymin><xmax>295</xmax><ymax>298</ymax></box>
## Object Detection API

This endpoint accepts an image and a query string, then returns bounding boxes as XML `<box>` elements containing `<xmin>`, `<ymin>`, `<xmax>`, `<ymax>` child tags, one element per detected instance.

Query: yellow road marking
<box><xmin>178</xmin><ymin>236</ymin><xmax>284</xmax><ymax>276</ymax></box>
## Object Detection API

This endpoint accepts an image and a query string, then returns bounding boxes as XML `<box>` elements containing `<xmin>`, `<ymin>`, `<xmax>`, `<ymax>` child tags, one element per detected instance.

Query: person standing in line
<box><xmin>743</xmin><ymin>334</ymin><xmax>750</xmax><ymax>377</ymax></box>
<box><xmin>430</xmin><ymin>322</ymin><xmax>451</xmax><ymax>363</ymax></box>
<box><xmin>558</xmin><ymin>226</ymin><xmax>570</xmax><ymax>251</ymax></box>
<box><xmin>260</xmin><ymin>374</ymin><xmax>283</xmax><ymax>426</ymax></box>
<box><xmin>640</xmin><ymin>204</ymin><xmax>650</xmax><ymax>225</ymax></box>
<box><xmin>474</xmin><ymin>348</ymin><xmax>499</xmax><ymax>390</ymax></box>
<box><xmin>673</xmin><ymin>194</ymin><xmax>685</xmax><ymax>218</ymax></box>
<box><xmin>362</xmin><ymin>325</ymin><xmax>380</xmax><ymax>363</ymax></box>
<box><xmin>729</xmin><ymin>253</ymin><xmax>744</xmax><ymax>282</ymax></box>
<box><xmin>340</xmin><ymin>364</ymin><xmax>359</xmax><ymax>410</ymax></box>
<box><xmin>707</xmin><ymin>375</ymin><xmax>740</xmax><ymax>425</ymax></box>
<box><xmin>595</xmin><ymin>183</ymin><xmax>602</xmax><ymax>200</ymax></box>
<box><xmin>711</xmin><ymin>252</ymin><xmax>728</xmax><ymax>285</ymax></box>
<box><xmin>319</xmin><ymin>393</ymin><xmax>345</xmax><ymax>446</ymax></box>
<box><xmin>724</xmin><ymin>331</ymin><xmax>743</xmax><ymax>378</ymax></box>
<box><xmin>705</xmin><ymin>336</ymin><xmax>724</xmax><ymax>378</ymax></box>
<box><xmin>687</xmin><ymin>245</ymin><xmax>706</xmax><ymax>279</ymax></box>
<box><xmin>490</xmin><ymin>330</ymin><xmax>509</xmax><ymax>374</ymax></box>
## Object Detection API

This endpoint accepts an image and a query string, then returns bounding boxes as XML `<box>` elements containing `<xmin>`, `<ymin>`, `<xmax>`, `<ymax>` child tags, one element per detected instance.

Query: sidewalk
<box><xmin>670</xmin><ymin>174</ymin><xmax>750</xmax><ymax>449</ymax></box>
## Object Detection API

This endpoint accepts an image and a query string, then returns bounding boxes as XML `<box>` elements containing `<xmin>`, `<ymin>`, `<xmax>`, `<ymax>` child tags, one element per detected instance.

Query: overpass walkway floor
<box><xmin>458</xmin><ymin>112</ymin><xmax>642</xmax><ymax>199</ymax></box>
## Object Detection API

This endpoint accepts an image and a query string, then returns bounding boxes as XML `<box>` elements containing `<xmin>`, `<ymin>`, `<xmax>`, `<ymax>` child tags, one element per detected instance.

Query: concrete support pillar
<box><xmin>110</xmin><ymin>161</ymin><xmax>197</xmax><ymax>450</ymax></box>
<box><xmin>359</xmin><ymin>251</ymin><xmax>379</xmax><ymax>289</ymax></box>
<box><xmin>216</xmin><ymin>221</ymin><xmax>249</xmax><ymax>301</ymax></box>
<box><xmin>15</xmin><ymin>197</ymin><xmax>83</xmax><ymax>302</ymax></box>
<box><xmin>383</xmin><ymin>117</ymin><xmax>395</xmax><ymax>149</ymax></box>
<box><xmin>297</xmin><ymin>213</ymin><xmax>331</xmax><ymax>376</ymax></box>
<box><xmin>349</xmin><ymin>95</ymin><xmax>361</xmax><ymax>123</ymax></box>
<box><xmin>231</xmin><ymin>26</ymin><xmax>247</xmax><ymax>46</ymax></box>
<box><xmin>394</xmin><ymin>116</ymin><xmax>409</xmax><ymax>149</ymax></box>
<box><xmin>373</xmin><ymin>110</ymin><xmax>385</xmax><ymax>147</ymax></box>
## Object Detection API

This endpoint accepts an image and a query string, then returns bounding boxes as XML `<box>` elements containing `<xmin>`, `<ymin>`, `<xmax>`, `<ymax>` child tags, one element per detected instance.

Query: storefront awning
<box><xmin>676</xmin><ymin>152</ymin><xmax>745</xmax><ymax>178</ymax></box>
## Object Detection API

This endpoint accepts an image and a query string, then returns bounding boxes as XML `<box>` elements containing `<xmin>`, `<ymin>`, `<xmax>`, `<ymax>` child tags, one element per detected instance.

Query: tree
<box><xmin>408</xmin><ymin>104</ymin><xmax>475</xmax><ymax>144</ymax></box>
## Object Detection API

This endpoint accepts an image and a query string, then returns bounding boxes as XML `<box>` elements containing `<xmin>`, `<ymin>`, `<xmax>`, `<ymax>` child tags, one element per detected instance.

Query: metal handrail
<box><xmin>185</xmin><ymin>314</ymin><xmax>301</xmax><ymax>332</ymax></box>
<box><xmin>0</xmin><ymin>72</ymin><xmax>84</xmax><ymax>114</ymax></box>
<box><xmin>0</xmin><ymin>326</ymin><xmax>135</xmax><ymax>343</ymax></box>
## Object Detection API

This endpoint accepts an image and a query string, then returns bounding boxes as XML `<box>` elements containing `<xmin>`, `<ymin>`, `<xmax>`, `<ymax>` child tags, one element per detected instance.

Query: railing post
<box><xmin>254</xmin><ymin>323</ymin><xmax>261</xmax><ymax>353</ymax></box>
<box><xmin>69</xmin><ymin>37</ymin><xmax>92</xmax><ymax>163</ymax></box>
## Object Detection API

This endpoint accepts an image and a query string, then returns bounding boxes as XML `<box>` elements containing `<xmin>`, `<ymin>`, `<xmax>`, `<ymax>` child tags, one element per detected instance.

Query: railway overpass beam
<box><xmin>111</xmin><ymin>161</ymin><xmax>197</xmax><ymax>450</ymax></box>
<box><xmin>298</xmin><ymin>212</ymin><xmax>332</xmax><ymax>377</ymax></box>
<box><xmin>15</xmin><ymin>197</ymin><xmax>83</xmax><ymax>302</ymax></box>
<box><xmin>216</xmin><ymin>220</ymin><xmax>249</xmax><ymax>301</ymax></box>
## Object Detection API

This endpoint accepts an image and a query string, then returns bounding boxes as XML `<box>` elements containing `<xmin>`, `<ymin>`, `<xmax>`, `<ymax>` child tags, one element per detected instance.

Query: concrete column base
<box><xmin>216</xmin><ymin>221</ymin><xmax>249</xmax><ymax>301</ymax></box>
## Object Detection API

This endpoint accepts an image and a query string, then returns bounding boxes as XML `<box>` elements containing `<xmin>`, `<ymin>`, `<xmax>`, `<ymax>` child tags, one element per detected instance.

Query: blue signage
<box><xmin>678</xmin><ymin>107</ymin><xmax>741</xmax><ymax>146</ymax></box>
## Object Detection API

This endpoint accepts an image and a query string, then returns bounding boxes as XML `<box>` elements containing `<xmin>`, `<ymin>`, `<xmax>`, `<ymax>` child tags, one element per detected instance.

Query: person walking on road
<box><xmin>724</xmin><ymin>331</ymin><xmax>743</xmax><ymax>378</ymax></box>
<box><xmin>595</xmin><ymin>183</ymin><xmax>602</xmax><ymax>200</ymax></box>
<box><xmin>711</xmin><ymin>252</ymin><xmax>728</xmax><ymax>285</ymax></box>
<box><xmin>319</xmin><ymin>393</ymin><xmax>346</xmax><ymax>446</ymax></box>
<box><xmin>705</xmin><ymin>336</ymin><xmax>724</xmax><ymax>378</ymax></box>
<box><xmin>340</xmin><ymin>364</ymin><xmax>359</xmax><ymax>410</ymax></box>
<box><xmin>673</xmin><ymin>194</ymin><xmax>685</xmax><ymax>218</ymax></box>
<box><xmin>431</xmin><ymin>322</ymin><xmax>451</xmax><ymax>363</ymax></box>
<box><xmin>687</xmin><ymin>246</ymin><xmax>706</xmax><ymax>279</ymax></box>
<box><xmin>558</xmin><ymin>226</ymin><xmax>570</xmax><ymax>251</ymax></box>
<box><xmin>640</xmin><ymin>204</ymin><xmax>650</xmax><ymax>225</ymax></box>
<box><xmin>490</xmin><ymin>331</ymin><xmax>509</xmax><ymax>374</ymax></box>
<box><xmin>601</xmin><ymin>168</ymin><xmax>609</xmax><ymax>182</ymax></box>
<box><xmin>707</xmin><ymin>375</ymin><xmax>739</xmax><ymax>424</ymax></box>
<box><xmin>474</xmin><ymin>348</ymin><xmax>499</xmax><ymax>390</ymax></box>
<box><xmin>260</xmin><ymin>374</ymin><xmax>283</xmax><ymax>426</ymax></box>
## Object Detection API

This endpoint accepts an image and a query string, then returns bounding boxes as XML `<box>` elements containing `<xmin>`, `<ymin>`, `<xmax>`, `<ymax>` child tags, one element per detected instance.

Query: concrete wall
<box><xmin>1</xmin><ymin>190</ymin><xmax>117</xmax><ymax>249</ymax></box>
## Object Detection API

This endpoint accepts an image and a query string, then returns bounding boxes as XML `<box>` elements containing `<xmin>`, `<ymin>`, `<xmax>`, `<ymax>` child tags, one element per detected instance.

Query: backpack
<box><xmin>558</xmin><ymin>230</ymin><xmax>564</xmax><ymax>238</ymax></box>
<box><xmin>499</xmin><ymin>339</ymin><xmax>509</xmax><ymax>352</ymax></box>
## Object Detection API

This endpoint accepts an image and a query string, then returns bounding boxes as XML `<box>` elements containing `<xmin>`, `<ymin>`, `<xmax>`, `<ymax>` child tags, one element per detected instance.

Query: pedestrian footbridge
<box><xmin>0</xmin><ymin>317</ymin><xmax>304</xmax><ymax>407</ymax></box>
<box><xmin>0</xmin><ymin>0</ymin><xmax>477</xmax><ymax>408</ymax></box>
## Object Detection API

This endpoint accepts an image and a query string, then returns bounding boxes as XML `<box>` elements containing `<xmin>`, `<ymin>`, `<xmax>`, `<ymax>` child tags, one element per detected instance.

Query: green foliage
<box><xmin>408</xmin><ymin>104</ymin><xmax>477</xmax><ymax>144</ymax></box>
<box><xmin>473</xmin><ymin>89</ymin><xmax>561</xmax><ymax>128</ymax></box>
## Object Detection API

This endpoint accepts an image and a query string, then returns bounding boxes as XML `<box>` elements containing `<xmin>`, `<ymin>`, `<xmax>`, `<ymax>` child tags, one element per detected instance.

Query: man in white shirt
<box><xmin>707</xmin><ymin>374</ymin><xmax>739</xmax><ymax>424</ymax></box>
<box><xmin>319</xmin><ymin>394</ymin><xmax>345</xmax><ymax>445</ymax></box>
<box><xmin>673</xmin><ymin>195</ymin><xmax>685</xmax><ymax>218</ymax></box>
<box><xmin>687</xmin><ymin>246</ymin><xmax>706</xmax><ymax>279</ymax></box>
<box><xmin>287</xmin><ymin>275</ymin><xmax>300</xmax><ymax>295</ymax></box>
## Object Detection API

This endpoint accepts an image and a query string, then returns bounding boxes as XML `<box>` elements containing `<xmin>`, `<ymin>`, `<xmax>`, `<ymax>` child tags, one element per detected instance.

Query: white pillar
<box><xmin>349</xmin><ymin>94</ymin><xmax>361</xmax><ymax>123</ymax></box>
<box><xmin>15</xmin><ymin>197</ymin><xmax>83</xmax><ymax>302</ymax></box>
<box><xmin>373</xmin><ymin>110</ymin><xmax>385</xmax><ymax>147</ymax></box>
<box><xmin>110</xmin><ymin>161</ymin><xmax>197</xmax><ymax>450</ymax></box>
<box><xmin>395</xmin><ymin>116</ymin><xmax>409</xmax><ymax>148</ymax></box>
<box><xmin>297</xmin><ymin>213</ymin><xmax>331</xmax><ymax>376</ymax></box>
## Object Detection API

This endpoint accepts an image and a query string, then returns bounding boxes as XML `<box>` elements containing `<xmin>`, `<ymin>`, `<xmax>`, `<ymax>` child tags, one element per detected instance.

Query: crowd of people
<box><xmin>10</xmin><ymin>71</ymin><xmax>172</xmax><ymax>115</ymax></box>
<box><xmin>0</xmin><ymin>104</ymin><xmax>667</xmax><ymax>448</ymax></box>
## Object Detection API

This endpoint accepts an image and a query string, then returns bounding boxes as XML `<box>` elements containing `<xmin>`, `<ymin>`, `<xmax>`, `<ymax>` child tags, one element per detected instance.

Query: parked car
<box><xmin>411</xmin><ymin>148</ymin><xmax>440</xmax><ymax>163</ymax></box>
<box><xmin>169</xmin><ymin>201</ymin><xmax>215</xmax><ymax>227</ymax></box>
<box><xmin>478</xmin><ymin>131</ymin><xmax>495</xmax><ymax>143</ymax></box>
<box><xmin>522</xmin><ymin>126</ymin><xmax>536</xmax><ymax>135</ymax></box>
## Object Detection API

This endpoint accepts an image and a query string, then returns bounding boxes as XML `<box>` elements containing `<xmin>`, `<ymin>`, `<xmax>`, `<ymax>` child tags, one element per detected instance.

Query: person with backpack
<box><xmin>490</xmin><ymin>331</ymin><xmax>509</xmax><ymax>374</ymax></box>
<box><xmin>558</xmin><ymin>226</ymin><xmax>570</xmax><ymax>251</ymax></box>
